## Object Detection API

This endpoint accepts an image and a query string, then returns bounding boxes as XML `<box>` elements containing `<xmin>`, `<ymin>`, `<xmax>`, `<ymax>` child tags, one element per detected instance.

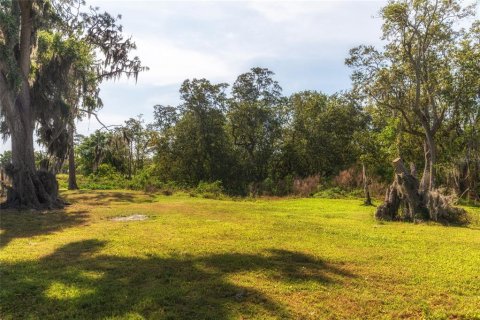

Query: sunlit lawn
<box><xmin>1</xmin><ymin>190</ymin><xmax>479</xmax><ymax>319</ymax></box>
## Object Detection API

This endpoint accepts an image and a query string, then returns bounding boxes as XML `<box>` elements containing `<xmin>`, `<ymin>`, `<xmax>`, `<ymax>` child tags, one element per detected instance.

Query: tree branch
<box><xmin>78</xmin><ymin>108</ymin><xmax>121</xmax><ymax>131</ymax></box>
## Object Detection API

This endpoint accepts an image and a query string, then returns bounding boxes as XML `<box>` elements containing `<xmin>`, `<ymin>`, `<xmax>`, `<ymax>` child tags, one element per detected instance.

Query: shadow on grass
<box><xmin>63</xmin><ymin>190</ymin><xmax>157</xmax><ymax>206</ymax></box>
<box><xmin>0</xmin><ymin>209</ymin><xmax>88</xmax><ymax>248</ymax></box>
<box><xmin>0</xmin><ymin>239</ymin><xmax>354</xmax><ymax>319</ymax></box>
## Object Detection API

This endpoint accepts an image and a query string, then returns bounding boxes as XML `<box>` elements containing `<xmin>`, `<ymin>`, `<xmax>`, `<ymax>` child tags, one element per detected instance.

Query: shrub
<box><xmin>313</xmin><ymin>187</ymin><xmax>347</xmax><ymax>199</ymax></box>
<box><xmin>86</xmin><ymin>164</ymin><xmax>127</xmax><ymax>189</ymax></box>
<box><xmin>96</xmin><ymin>163</ymin><xmax>118</xmax><ymax>177</ymax></box>
<box><xmin>57</xmin><ymin>165</ymin><xmax>128</xmax><ymax>190</ymax></box>
<box><xmin>331</xmin><ymin>165</ymin><xmax>387</xmax><ymax>198</ymax></box>
<box><xmin>333</xmin><ymin>167</ymin><xmax>362</xmax><ymax>190</ymax></box>
<box><xmin>261</xmin><ymin>178</ymin><xmax>274</xmax><ymax>195</ymax></box>
<box><xmin>195</xmin><ymin>181</ymin><xmax>224</xmax><ymax>199</ymax></box>
<box><xmin>128</xmin><ymin>166</ymin><xmax>163</xmax><ymax>191</ymax></box>
<box><xmin>256</xmin><ymin>175</ymin><xmax>294</xmax><ymax>196</ymax></box>
<box><xmin>292</xmin><ymin>175</ymin><xmax>320</xmax><ymax>196</ymax></box>
<box><xmin>369</xmin><ymin>181</ymin><xmax>388</xmax><ymax>198</ymax></box>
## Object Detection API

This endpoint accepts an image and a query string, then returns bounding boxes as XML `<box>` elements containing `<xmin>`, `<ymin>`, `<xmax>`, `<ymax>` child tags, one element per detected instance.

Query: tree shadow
<box><xmin>0</xmin><ymin>209</ymin><xmax>88</xmax><ymax>248</ymax></box>
<box><xmin>64</xmin><ymin>190</ymin><xmax>156</xmax><ymax>206</ymax></box>
<box><xmin>0</xmin><ymin>239</ymin><xmax>355</xmax><ymax>319</ymax></box>
<box><xmin>203</xmin><ymin>249</ymin><xmax>353</xmax><ymax>285</ymax></box>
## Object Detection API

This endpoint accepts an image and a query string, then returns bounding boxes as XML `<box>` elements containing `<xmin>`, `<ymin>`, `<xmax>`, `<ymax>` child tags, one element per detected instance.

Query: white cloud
<box><xmin>247</xmin><ymin>1</ymin><xmax>339</xmax><ymax>23</ymax></box>
<box><xmin>133</xmin><ymin>37</ymin><xmax>238</xmax><ymax>86</ymax></box>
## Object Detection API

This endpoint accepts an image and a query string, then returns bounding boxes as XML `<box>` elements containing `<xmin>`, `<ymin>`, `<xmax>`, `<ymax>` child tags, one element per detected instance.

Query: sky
<box><xmin>1</xmin><ymin>0</ymin><xmax>390</xmax><ymax>153</ymax></box>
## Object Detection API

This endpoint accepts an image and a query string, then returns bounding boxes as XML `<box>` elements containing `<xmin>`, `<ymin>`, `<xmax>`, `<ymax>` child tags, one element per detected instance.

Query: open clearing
<box><xmin>1</xmin><ymin>190</ymin><xmax>479</xmax><ymax>319</ymax></box>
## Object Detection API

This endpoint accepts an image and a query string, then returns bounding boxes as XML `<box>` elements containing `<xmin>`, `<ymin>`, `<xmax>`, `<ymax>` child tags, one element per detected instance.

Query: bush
<box><xmin>195</xmin><ymin>181</ymin><xmax>224</xmax><ymax>199</ymax></box>
<box><xmin>332</xmin><ymin>165</ymin><xmax>386</xmax><ymax>198</ymax></box>
<box><xmin>254</xmin><ymin>175</ymin><xmax>294</xmax><ymax>197</ymax></box>
<box><xmin>128</xmin><ymin>166</ymin><xmax>163</xmax><ymax>191</ymax></box>
<box><xmin>333</xmin><ymin>167</ymin><xmax>362</xmax><ymax>190</ymax></box>
<box><xmin>58</xmin><ymin>164</ymin><xmax>128</xmax><ymax>190</ymax></box>
<box><xmin>313</xmin><ymin>187</ymin><xmax>347</xmax><ymax>199</ymax></box>
<box><xmin>96</xmin><ymin>163</ymin><xmax>118</xmax><ymax>177</ymax></box>
<box><xmin>292</xmin><ymin>175</ymin><xmax>320</xmax><ymax>196</ymax></box>
<box><xmin>85</xmin><ymin>164</ymin><xmax>127</xmax><ymax>189</ymax></box>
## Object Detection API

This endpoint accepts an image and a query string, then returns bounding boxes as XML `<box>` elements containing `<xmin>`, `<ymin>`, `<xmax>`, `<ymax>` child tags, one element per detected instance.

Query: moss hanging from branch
<box><xmin>376</xmin><ymin>158</ymin><xmax>468</xmax><ymax>224</ymax></box>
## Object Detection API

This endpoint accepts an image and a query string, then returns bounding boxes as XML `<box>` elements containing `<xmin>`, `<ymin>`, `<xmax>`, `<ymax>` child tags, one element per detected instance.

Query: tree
<box><xmin>353</xmin><ymin>126</ymin><xmax>383</xmax><ymax>206</ymax></box>
<box><xmin>440</xmin><ymin>22</ymin><xmax>480</xmax><ymax>201</ymax></box>
<box><xmin>347</xmin><ymin>0</ymin><xmax>476</xmax><ymax>221</ymax></box>
<box><xmin>347</xmin><ymin>0</ymin><xmax>476</xmax><ymax>192</ymax></box>
<box><xmin>281</xmin><ymin>91</ymin><xmax>364</xmax><ymax>179</ymax></box>
<box><xmin>0</xmin><ymin>0</ymin><xmax>146</xmax><ymax>208</ymax></box>
<box><xmin>152</xmin><ymin>104</ymin><xmax>179</xmax><ymax>132</ymax></box>
<box><xmin>175</xmin><ymin>79</ymin><xmax>234</xmax><ymax>185</ymax></box>
<box><xmin>151</xmin><ymin>79</ymin><xmax>235</xmax><ymax>187</ymax></box>
<box><xmin>228</xmin><ymin>68</ymin><xmax>285</xmax><ymax>184</ymax></box>
<box><xmin>33</xmin><ymin>30</ymin><xmax>98</xmax><ymax>189</ymax></box>
<box><xmin>77</xmin><ymin>130</ymin><xmax>109</xmax><ymax>176</ymax></box>
<box><xmin>121</xmin><ymin>115</ymin><xmax>150</xmax><ymax>178</ymax></box>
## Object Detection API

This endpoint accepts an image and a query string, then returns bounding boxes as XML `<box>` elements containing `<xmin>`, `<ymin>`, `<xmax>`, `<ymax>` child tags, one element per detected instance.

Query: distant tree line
<box><xmin>68</xmin><ymin>61</ymin><xmax>478</xmax><ymax>200</ymax></box>
<box><xmin>63</xmin><ymin>68</ymin><xmax>364</xmax><ymax>195</ymax></box>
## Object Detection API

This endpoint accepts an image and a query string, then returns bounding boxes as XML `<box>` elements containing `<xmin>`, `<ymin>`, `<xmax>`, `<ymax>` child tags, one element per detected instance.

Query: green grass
<box><xmin>1</xmin><ymin>190</ymin><xmax>479</xmax><ymax>319</ymax></box>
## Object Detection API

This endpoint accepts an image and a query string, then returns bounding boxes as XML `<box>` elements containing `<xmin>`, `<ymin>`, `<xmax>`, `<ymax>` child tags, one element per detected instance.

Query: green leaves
<box><xmin>381</xmin><ymin>2</ymin><xmax>408</xmax><ymax>29</ymax></box>
<box><xmin>179</xmin><ymin>79</ymin><xmax>229</xmax><ymax>114</ymax></box>
<box><xmin>0</xmin><ymin>0</ymin><xmax>21</xmax><ymax>91</ymax></box>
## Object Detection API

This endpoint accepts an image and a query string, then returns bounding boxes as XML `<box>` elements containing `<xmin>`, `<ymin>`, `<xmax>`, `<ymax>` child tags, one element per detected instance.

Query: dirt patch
<box><xmin>109</xmin><ymin>214</ymin><xmax>148</xmax><ymax>222</ymax></box>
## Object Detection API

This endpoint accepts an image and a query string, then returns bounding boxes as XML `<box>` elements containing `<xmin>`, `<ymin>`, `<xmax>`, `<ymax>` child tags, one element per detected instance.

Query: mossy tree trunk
<box><xmin>0</xmin><ymin>1</ymin><xmax>62</xmax><ymax>209</ymax></box>
<box><xmin>376</xmin><ymin>158</ymin><xmax>466</xmax><ymax>223</ymax></box>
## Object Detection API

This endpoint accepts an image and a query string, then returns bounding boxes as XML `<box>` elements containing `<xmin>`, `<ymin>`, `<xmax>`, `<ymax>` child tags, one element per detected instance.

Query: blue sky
<box><xmin>2</xmin><ymin>0</ymin><xmax>389</xmax><ymax>152</ymax></box>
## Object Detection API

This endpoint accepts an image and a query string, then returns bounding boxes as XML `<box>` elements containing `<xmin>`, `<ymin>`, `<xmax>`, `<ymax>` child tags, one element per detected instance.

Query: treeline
<box><xmin>66</xmin><ymin>66</ymin><xmax>478</xmax><ymax>199</ymax></box>
<box><xmin>73</xmin><ymin>68</ymin><xmax>370</xmax><ymax>195</ymax></box>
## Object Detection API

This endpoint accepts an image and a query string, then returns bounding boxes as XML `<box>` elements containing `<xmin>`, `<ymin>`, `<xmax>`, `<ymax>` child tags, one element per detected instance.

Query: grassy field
<box><xmin>1</xmin><ymin>190</ymin><xmax>479</xmax><ymax>319</ymax></box>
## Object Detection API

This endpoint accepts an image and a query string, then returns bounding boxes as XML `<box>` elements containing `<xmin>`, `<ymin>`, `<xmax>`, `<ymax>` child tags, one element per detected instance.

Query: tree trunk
<box><xmin>2</xmin><ymin>107</ymin><xmax>62</xmax><ymax>209</ymax></box>
<box><xmin>471</xmin><ymin>160</ymin><xmax>480</xmax><ymax>202</ymax></box>
<box><xmin>376</xmin><ymin>158</ymin><xmax>467</xmax><ymax>224</ymax></box>
<box><xmin>128</xmin><ymin>143</ymin><xmax>133</xmax><ymax>179</ymax></box>
<box><xmin>362</xmin><ymin>163</ymin><xmax>372</xmax><ymax>206</ymax></box>
<box><xmin>68</xmin><ymin>122</ymin><xmax>78</xmax><ymax>190</ymax></box>
<box><xmin>375</xmin><ymin>184</ymin><xmax>400</xmax><ymax>220</ymax></box>
<box><xmin>426</xmin><ymin>131</ymin><xmax>436</xmax><ymax>191</ymax></box>
<box><xmin>419</xmin><ymin>142</ymin><xmax>431</xmax><ymax>193</ymax></box>
<box><xmin>0</xmin><ymin>1</ymin><xmax>62</xmax><ymax>209</ymax></box>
